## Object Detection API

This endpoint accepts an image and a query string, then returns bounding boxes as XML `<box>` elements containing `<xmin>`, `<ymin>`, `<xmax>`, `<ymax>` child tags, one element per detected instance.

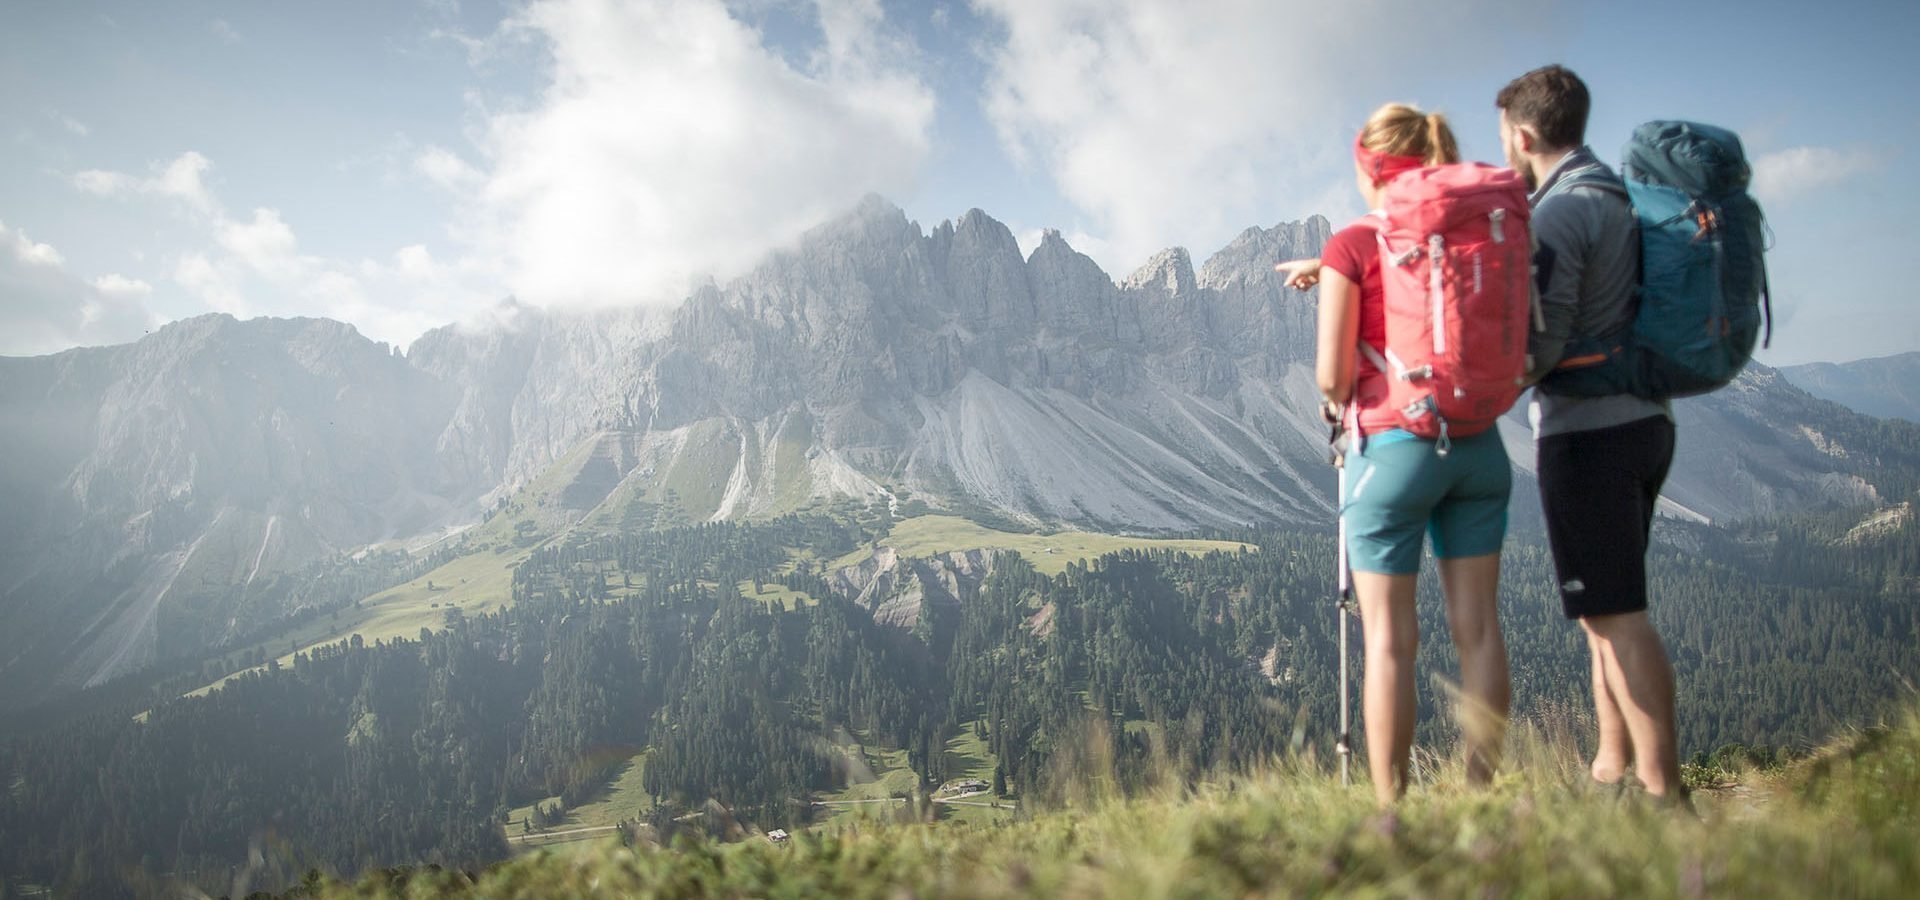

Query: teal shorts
<box><xmin>1341</xmin><ymin>428</ymin><xmax>1511</xmax><ymax>575</ymax></box>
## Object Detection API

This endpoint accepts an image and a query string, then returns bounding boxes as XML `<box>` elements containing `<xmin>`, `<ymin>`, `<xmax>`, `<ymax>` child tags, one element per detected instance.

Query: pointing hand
<box><xmin>1273</xmin><ymin>258</ymin><xmax>1323</xmax><ymax>291</ymax></box>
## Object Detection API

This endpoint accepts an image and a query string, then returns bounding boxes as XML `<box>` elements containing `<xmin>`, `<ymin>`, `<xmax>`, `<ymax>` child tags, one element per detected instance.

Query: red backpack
<box><xmin>1357</xmin><ymin>163</ymin><xmax>1535</xmax><ymax>453</ymax></box>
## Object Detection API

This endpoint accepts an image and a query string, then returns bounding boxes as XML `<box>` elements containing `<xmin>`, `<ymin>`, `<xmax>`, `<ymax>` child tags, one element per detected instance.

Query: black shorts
<box><xmin>1536</xmin><ymin>415</ymin><xmax>1676</xmax><ymax>620</ymax></box>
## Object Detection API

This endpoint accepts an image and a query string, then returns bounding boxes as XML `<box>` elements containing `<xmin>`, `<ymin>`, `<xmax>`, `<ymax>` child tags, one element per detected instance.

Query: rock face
<box><xmin>831</xmin><ymin>548</ymin><xmax>993</xmax><ymax>630</ymax></box>
<box><xmin>2</xmin><ymin>195</ymin><xmax>1914</xmax><ymax>702</ymax></box>
<box><xmin>394</xmin><ymin>196</ymin><xmax>1342</xmax><ymax>536</ymax></box>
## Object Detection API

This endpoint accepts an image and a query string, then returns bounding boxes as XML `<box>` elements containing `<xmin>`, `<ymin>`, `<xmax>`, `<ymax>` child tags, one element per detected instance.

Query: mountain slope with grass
<box><xmin>294</xmin><ymin>696</ymin><xmax>1920</xmax><ymax>899</ymax></box>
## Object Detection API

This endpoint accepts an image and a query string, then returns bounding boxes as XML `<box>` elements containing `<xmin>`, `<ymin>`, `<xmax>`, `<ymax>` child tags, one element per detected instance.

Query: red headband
<box><xmin>1354</xmin><ymin>133</ymin><xmax>1424</xmax><ymax>187</ymax></box>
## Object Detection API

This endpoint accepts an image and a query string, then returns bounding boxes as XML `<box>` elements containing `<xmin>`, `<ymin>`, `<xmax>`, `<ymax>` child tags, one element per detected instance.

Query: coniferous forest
<box><xmin>1</xmin><ymin>506</ymin><xmax>1916</xmax><ymax>897</ymax></box>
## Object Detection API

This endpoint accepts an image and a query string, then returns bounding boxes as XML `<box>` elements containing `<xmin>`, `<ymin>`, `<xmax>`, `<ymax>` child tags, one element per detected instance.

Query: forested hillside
<box><xmin>4</xmin><ymin>503</ymin><xmax>1916</xmax><ymax>897</ymax></box>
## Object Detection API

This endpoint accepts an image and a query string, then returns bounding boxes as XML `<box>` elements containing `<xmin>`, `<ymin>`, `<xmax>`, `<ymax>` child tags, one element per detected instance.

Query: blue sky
<box><xmin>2</xmin><ymin>0</ymin><xmax>1913</xmax><ymax>366</ymax></box>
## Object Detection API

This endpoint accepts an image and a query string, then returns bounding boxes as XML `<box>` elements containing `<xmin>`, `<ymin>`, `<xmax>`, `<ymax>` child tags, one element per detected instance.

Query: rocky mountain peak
<box><xmin>1123</xmin><ymin>247</ymin><xmax>1197</xmax><ymax>296</ymax></box>
<box><xmin>6</xmin><ymin>195</ymin><xmax>1913</xmax><ymax>706</ymax></box>
<box><xmin>937</xmin><ymin>208</ymin><xmax>1033</xmax><ymax>328</ymax></box>
<box><xmin>1197</xmin><ymin>216</ymin><xmax>1332</xmax><ymax>291</ymax></box>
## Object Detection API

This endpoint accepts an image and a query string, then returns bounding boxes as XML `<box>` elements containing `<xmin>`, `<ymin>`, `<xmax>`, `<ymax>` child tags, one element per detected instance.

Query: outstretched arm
<box><xmin>1315</xmin><ymin>267</ymin><xmax>1360</xmax><ymax>406</ymax></box>
<box><xmin>1274</xmin><ymin>258</ymin><xmax>1323</xmax><ymax>291</ymax></box>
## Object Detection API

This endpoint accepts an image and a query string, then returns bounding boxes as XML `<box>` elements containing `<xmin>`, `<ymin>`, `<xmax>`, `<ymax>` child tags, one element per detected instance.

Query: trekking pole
<box><xmin>1325</xmin><ymin>402</ymin><xmax>1354</xmax><ymax>789</ymax></box>
<box><xmin>1336</xmin><ymin>464</ymin><xmax>1353</xmax><ymax>788</ymax></box>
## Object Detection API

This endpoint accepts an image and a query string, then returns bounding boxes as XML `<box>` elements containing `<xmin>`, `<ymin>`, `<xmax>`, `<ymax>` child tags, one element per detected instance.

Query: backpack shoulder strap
<box><xmin>1536</xmin><ymin>162</ymin><xmax>1636</xmax><ymax>394</ymax></box>
<box><xmin>1544</xmin><ymin>163</ymin><xmax>1629</xmax><ymax>201</ymax></box>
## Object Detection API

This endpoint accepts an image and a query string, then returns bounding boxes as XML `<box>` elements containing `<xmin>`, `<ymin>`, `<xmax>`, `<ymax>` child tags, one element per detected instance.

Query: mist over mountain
<box><xmin>3</xmin><ymin>196</ymin><xmax>1916</xmax><ymax>706</ymax></box>
<box><xmin>1779</xmin><ymin>352</ymin><xmax>1920</xmax><ymax>423</ymax></box>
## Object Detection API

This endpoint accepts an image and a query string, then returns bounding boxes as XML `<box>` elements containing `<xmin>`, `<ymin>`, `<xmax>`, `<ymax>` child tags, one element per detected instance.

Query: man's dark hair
<box><xmin>1496</xmin><ymin>65</ymin><xmax>1590</xmax><ymax>150</ymax></box>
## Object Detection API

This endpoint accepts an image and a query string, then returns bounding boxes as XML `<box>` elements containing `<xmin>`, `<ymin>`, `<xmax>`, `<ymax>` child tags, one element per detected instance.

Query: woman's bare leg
<box><xmin>1438</xmin><ymin>552</ymin><xmax>1509</xmax><ymax>785</ymax></box>
<box><xmin>1354</xmin><ymin>570</ymin><xmax>1420</xmax><ymax>806</ymax></box>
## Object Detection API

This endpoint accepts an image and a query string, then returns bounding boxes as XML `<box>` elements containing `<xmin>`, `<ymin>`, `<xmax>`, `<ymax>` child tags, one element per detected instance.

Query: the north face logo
<box><xmin>1561</xmin><ymin>579</ymin><xmax>1586</xmax><ymax>594</ymax></box>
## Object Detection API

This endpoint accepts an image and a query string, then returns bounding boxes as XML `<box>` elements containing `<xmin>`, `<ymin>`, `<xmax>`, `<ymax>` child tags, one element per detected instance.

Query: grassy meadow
<box><xmin>828</xmin><ymin>515</ymin><xmax>1255</xmax><ymax>576</ymax></box>
<box><xmin>504</xmin><ymin>754</ymin><xmax>656</xmax><ymax>855</ymax></box>
<box><xmin>288</xmin><ymin>696</ymin><xmax>1920</xmax><ymax>898</ymax></box>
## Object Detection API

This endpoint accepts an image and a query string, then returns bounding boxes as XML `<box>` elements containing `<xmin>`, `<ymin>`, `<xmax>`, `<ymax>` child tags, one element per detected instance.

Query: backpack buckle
<box><xmin>1689</xmin><ymin>201</ymin><xmax>1720</xmax><ymax>241</ymax></box>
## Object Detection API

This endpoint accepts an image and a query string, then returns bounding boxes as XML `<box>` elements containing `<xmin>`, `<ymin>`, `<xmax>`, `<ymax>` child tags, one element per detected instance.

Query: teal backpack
<box><xmin>1542</xmin><ymin>120</ymin><xmax>1771</xmax><ymax>399</ymax></box>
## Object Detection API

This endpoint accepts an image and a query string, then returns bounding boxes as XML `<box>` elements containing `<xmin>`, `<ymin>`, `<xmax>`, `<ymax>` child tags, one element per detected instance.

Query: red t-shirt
<box><xmin>1321</xmin><ymin>217</ymin><xmax>1396</xmax><ymax>432</ymax></box>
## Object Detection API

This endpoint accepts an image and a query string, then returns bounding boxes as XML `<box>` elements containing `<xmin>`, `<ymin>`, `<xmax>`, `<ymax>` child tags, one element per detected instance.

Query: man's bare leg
<box><xmin>1587</xmin><ymin>629</ymin><xmax>1633</xmax><ymax>784</ymax></box>
<box><xmin>1581</xmin><ymin>611</ymin><xmax>1679</xmax><ymax>797</ymax></box>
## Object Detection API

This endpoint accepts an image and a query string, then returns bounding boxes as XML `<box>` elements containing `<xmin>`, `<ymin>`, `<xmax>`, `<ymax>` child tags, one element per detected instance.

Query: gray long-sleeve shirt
<box><xmin>1526</xmin><ymin>147</ymin><xmax>1671</xmax><ymax>438</ymax></box>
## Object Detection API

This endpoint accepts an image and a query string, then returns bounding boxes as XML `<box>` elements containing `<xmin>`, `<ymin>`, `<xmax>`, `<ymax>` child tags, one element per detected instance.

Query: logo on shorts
<box><xmin>1561</xmin><ymin>578</ymin><xmax>1586</xmax><ymax>594</ymax></box>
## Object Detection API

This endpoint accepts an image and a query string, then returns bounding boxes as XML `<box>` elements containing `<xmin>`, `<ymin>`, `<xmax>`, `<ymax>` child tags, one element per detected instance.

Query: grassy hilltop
<box><xmin>286</xmin><ymin>700</ymin><xmax>1920</xmax><ymax>899</ymax></box>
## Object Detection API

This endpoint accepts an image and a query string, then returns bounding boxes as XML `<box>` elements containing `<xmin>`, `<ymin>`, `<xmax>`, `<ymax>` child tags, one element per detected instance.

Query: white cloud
<box><xmin>128</xmin><ymin>180</ymin><xmax>504</xmax><ymax>347</ymax></box>
<box><xmin>71</xmin><ymin>169</ymin><xmax>132</xmax><ymax>196</ymax></box>
<box><xmin>392</xmin><ymin>244</ymin><xmax>439</xmax><ymax>280</ymax></box>
<box><xmin>0</xmin><ymin>220</ymin><xmax>156</xmax><ymax>356</ymax></box>
<box><xmin>428</xmin><ymin>26</ymin><xmax>499</xmax><ymax>67</ymax></box>
<box><xmin>155</xmin><ymin>152</ymin><xmax>217</xmax><ymax>212</ymax></box>
<box><xmin>414</xmin><ymin>145</ymin><xmax>484</xmax><ymax>191</ymax></box>
<box><xmin>155</xmin><ymin>186</ymin><xmax>501</xmax><ymax>346</ymax></box>
<box><xmin>65</xmin><ymin>154</ymin><xmax>454</xmax><ymax>335</ymax></box>
<box><xmin>52</xmin><ymin>113</ymin><xmax>90</xmax><ymax>137</ymax></box>
<box><xmin>174</xmin><ymin>209</ymin><xmax>358</xmax><ymax>319</ymax></box>
<box><xmin>92</xmin><ymin>274</ymin><xmax>153</xmax><ymax>297</ymax></box>
<box><xmin>72</xmin><ymin>151</ymin><xmax>217</xmax><ymax>215</ymax></box>
<box><xmin>34</xmin><ymin>0</ymin><xmax>937</xmax><ymax>351</ymax></box>
<box><xmin>972</xmin><ymin>0</ymin><xmax>1550</xmax><ymax>274</ymax></box>
<box><xmin>210</xmin><ymin>18</ymin><xmax>243</xmax><ymax>45</ymax></box>
<box><xmin>217</xmin><ymin>208</ymin><xmax>302</xmax><ymax>278</ymax></box>
<box><xmin>173</xmin><ymin>252</ymin><xmax>247</xmax><ymax>314</ymax></box>
<box><xmin>1750</xmin><ymin>146</ymin><xmax>1880</xmax><ymax>207</ymax></box>
<box><xmin>4</xmin><ymin>221</ymin><xmax>65</xmax><ymax>267</ymax></box>
<box><xmin>454</xmin><ymin>0</ymin><xmax>935</xmax><ymax>307</ymax></box>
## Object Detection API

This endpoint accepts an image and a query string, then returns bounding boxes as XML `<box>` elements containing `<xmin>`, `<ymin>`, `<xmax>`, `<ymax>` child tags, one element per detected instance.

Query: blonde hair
<box><xmin>1358</xmin><ymin>103</ymin><xmax>1460</xmax><ymax>166</ymax></box>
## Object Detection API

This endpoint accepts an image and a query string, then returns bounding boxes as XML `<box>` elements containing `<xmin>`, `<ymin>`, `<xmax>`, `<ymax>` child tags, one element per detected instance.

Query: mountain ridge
<box><xmin>1780</xmin><ymin>350</ymin><xmax>1920</xmax><ymax>422</ymax></box>
<box><xmin>3</xmin><ymin>196</ymin><xmax>1915</xmax><ymax>705</ymax></box>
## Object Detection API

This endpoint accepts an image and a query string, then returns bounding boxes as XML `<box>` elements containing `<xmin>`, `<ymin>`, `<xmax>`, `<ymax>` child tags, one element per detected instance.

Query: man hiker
<box><xmin>1497</xmin><ymin>64</ymin><xmax>1683</xmax><ymax>802</ymax></box>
